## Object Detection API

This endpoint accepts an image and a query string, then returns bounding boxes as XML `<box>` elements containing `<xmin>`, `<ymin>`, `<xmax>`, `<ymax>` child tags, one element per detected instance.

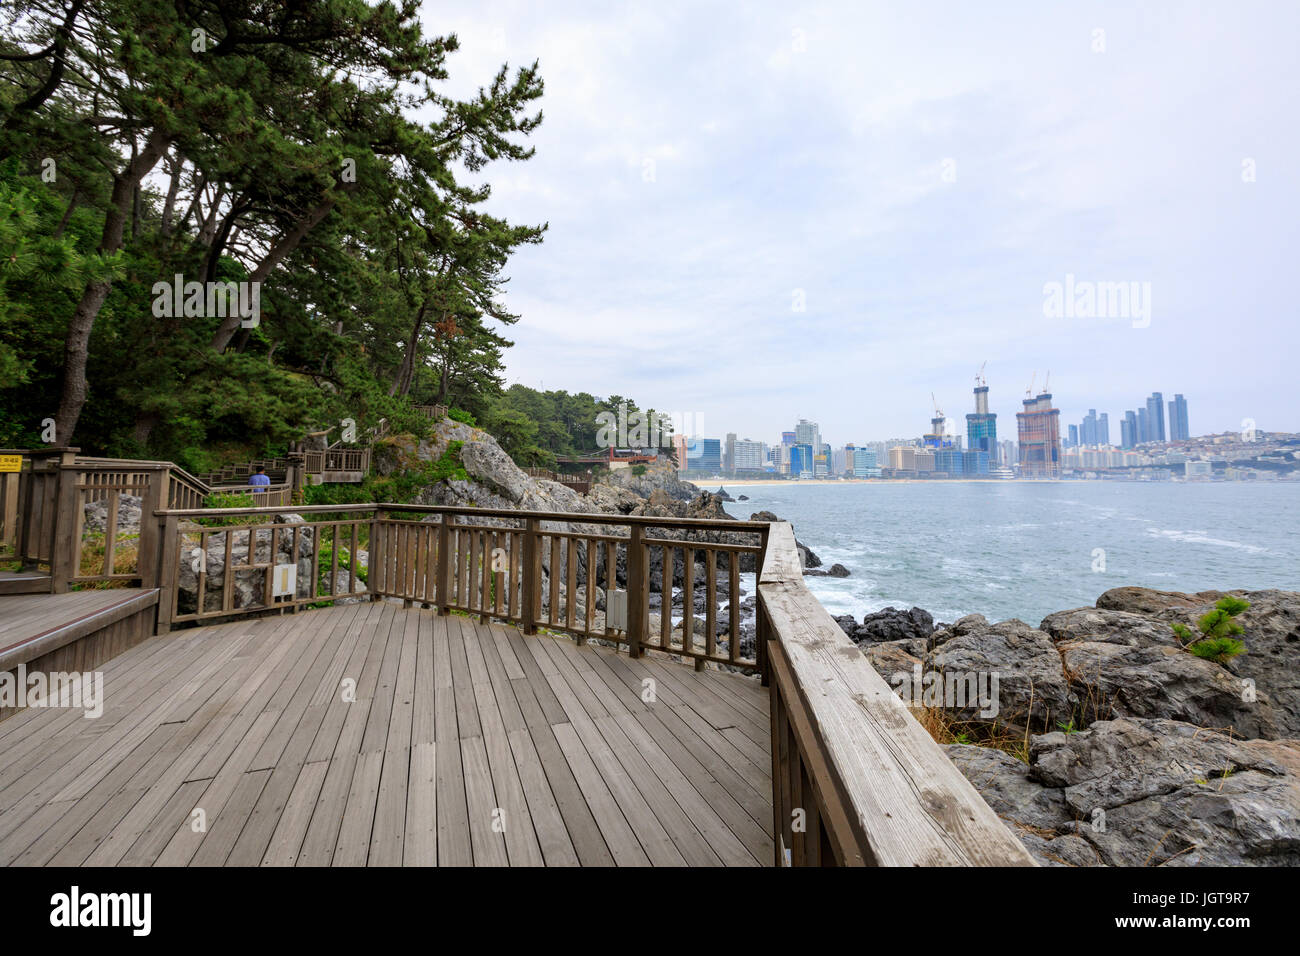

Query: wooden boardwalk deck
<box><xmin>0</xmin><ymin>601</ymin><xmax>772</xmax><ymax>866</ymax></box>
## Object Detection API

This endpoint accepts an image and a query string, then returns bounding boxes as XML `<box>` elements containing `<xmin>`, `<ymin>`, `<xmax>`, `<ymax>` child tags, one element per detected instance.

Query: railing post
<box><xmin>626</xmin><ymin>523</ymin><xmax>645</xmax><ymax>659</ymax></box>
<box><xmin>136</xmin><ymin>465</ymin><xmax>165</xmax><ymax>589</ymax></box>
<box><xmin>757</xmin><ymin>524</ymin><xmax>770</xmax><ymax>686</ymax></box>
<box><xmin>370</xmin><ymin>507</ymin><xmax>385</xmax><ymax>600</ymax></box>
<box><xmin>520</xmin><ymin>517</ymin><xmax>539</xmax><ymax>633</ymax></box>
<box><xmin>48</xmin><ymin>450</ymin><xmax>80</xmax><ymax>593</ymax></box>
<box><xmin>436</xmin><ymin>515</ymin><xmax>452</xmax><ymax>613</ymax></box>
<box><xmin>155</xmin><ymin>512</ymin><xmax>179</xmax><ymax>634</ymax></box>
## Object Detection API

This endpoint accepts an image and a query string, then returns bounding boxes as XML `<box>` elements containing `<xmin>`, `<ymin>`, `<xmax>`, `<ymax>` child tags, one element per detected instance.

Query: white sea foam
<box><xmin>1145</xmin><ymin>528</ymin><xmax>1269</xmax><ymax>554</ymax></box>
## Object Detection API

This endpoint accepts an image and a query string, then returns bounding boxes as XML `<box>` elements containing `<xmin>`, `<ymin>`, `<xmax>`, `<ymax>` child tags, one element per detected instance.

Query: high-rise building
<box><xmin>1146</xmin><ymin>392</ymin><xmax>1166</xmax><ymax>443</ymax></box>
<box><xmin>1137</xmin><ymin>406</ymin><xmax>1149</xmax><ymax>444</ymax></box>
<box><xmin>933</xmin><ymin>447</ymin><xmax>964</xmax><ymax>475</ymax></box>
<box><xmin>724</xmin><ymin>433</ymin><xmax>736</xmax><ymax>474</ymax></box>
<box><xmin>1016</xmin><ymin>391</ymin><xmax>1063</xmax><ymax>478</ymax></box>
<box><xmin>966</xmin><ymin>383</ymin><xmax>998</xmax><ymax>464</ymax></box>
<box><xmin>795</xmin><ymin>419</ymin><xmax>820</xmax><ymax>455</ymax></box>
<box><xmin>853</xmin><ymin>446</ymin><xmax>880</xmax><ymax>477</ymax></box>
<box><xmin>691</xmin><ymin>438</ymin><xmax>720</xmax><ymax>473</ymax></box>
<box><xmin>888</xmin><ymin>446</ymin><xmax>917</xmax><ymax>473</ymax></box>
<box><xmin>1168</xmin><ymin>394</ymin><xmax>1190</xmax><ymax>441</ymax></box>
<box><xmin>1098</xmin><ymin>412</ymin><xmax>1110</xmax><ymax>447</ymax></box>
<box><xmin>732</xmin><ymin>439</ymin><xmax>765</xmax><ymax>472</ymax></box>
<box><xmin>1120</xmin><ymin>411</ymin><xmax>1137</xmax><ymax>450</ymax></box>
<box><xmin>1068</xmin><ymin>424</ymin><xmax>1079</xmax><ymax>448</ymax></box>
<box><xmin>790</xmin><ymin>443</ymin><xmax>813</xmax><ymax>477</ymax></box>
<box><xmin>672</xmin><ymin>433</ymin><xmax>689</xmax><ymax>472</ymax></box>
<box><xmin>1080</xmin><ymin>410</ymin><xmax>1098</xmax><ymax>446</ymax></box>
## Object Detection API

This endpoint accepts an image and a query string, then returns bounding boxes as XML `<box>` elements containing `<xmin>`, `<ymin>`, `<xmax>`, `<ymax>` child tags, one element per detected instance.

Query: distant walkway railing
<box><xmin>150</xmin><ymin>503</ymin><xmax>766</xmax><ymax>674</ymax></box>
<box><xmin>0</xmin><ymin>448</ymin><xmax>293</xmax><ymax>591</ymax></box>
<box><xmin>524</xmin><ymin>467</ymin><xmax>592</xmax><ymax>494</ymax></box>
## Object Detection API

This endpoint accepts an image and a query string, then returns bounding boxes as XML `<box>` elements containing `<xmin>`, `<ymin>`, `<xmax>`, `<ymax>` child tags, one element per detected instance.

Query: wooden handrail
<box><xmin>757</xmin><ymin>522</ymin><xmax>1035</xmax><ymax>867</ymax></box>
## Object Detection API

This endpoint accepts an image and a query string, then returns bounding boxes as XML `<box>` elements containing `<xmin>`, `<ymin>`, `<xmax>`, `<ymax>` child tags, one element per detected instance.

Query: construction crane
<box><xmin>1043</xmin><ymin>370</ymin><xmax>1051</xmax><ymax>394</ymax></box>
<box><xmin>931</xmin><ymin>391</ymin><xmax>945</xmax><ymax>419</ymax></box>
<box><xmin>1025</xmin><ymin>372</ymin><xmax>1036</xmax><ymax>398</ymax></box>
<box><xmin>975</xmin><ymin>361</ymin><xmax>987</xmax><ymax>387</ymax></box>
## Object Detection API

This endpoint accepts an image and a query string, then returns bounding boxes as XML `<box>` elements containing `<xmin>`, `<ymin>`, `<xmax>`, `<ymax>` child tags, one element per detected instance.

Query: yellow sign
<box><xmin>0</xmin><ymin>455</ymin><xmax>21</xmax><ymax>473</ymax></box>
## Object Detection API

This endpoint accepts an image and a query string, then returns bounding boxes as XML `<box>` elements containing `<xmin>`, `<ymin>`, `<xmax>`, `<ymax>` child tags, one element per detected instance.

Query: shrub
<box><xmin>1172</xmin><ymin>596</ymin><xmax>1250</xmax><ymax>664</ymax></box>
<box><xmin>1188</xmin><ymin>637</ymin><xmax>1246</xmax><ymax>664</ymax></box>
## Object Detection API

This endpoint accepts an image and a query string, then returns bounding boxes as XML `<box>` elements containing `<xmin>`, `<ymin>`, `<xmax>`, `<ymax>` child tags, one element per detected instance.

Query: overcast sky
<box><xmin>427</xmin><ymin>0</ymin><xmax>1298</xmax><ymax>446</ymax></box>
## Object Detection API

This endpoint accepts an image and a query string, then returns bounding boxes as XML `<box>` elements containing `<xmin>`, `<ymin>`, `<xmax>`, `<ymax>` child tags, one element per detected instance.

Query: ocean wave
<box><xmin>1145</xmin><ymin>528</ymin><xmax>1269</xmax><ymax>554</ymax></box>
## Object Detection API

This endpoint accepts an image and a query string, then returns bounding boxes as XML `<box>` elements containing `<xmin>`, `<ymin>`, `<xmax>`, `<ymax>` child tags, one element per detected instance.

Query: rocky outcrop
<box><xmin>855</xmin><ymin>585</ymin><xmax>1300</xmax><ymax>866</ymax></box>
<box><xmin>839</xmin><ymin>606</ymin><xmax>934</xmax><ymax>644</ymax></box>
<box><xmin>1041</xmin><ymin>605</ymin><xmax>1274</xmax><ymax>738</ymax></box>
<box><xmin>83</xmin><ymin>494</ymin><xmax>143</xmax><ymax>535</ymax></box>
<box><xmin>805</xmin><ymin>563</ymin><xmax>850</xmax><ymax>578</ymax></box>
<box><xmin>950</xmin><ymin>718</ymin><xmax>1300</xmax><ymax>867</ymax></box>
<box><xmin>1042</xmin><ymin>588</ymin><xmax>1300</xmax><ymax>739</ymax></box>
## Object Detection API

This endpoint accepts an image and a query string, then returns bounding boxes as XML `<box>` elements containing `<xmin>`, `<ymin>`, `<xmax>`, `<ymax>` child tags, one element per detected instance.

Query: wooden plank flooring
<box><xmin>0</xmin><ymin>602</ymin><xmax>772</xmax><ymax>866</ymax></box>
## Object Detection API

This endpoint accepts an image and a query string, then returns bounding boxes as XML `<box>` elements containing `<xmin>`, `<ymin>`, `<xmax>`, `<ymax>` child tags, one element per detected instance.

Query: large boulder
<box><xmin>1029</xmin><ymin>718</ymin><xmax>1300</xmax><ymax>866</ymax></box>
<box><xmin>843</xmin><ymin>606</ymin><xmax>934</xmax><ymax>644</ymax></box>
<box><xmin>1042</xmin><ymin>589</ymin><xmax>1300</xmax><ymax>739</ymax></box>
<box><xmin>1041</xmin><ymin>606</ymin><xmax>1275</xmax><ymax>738</ymax></box>
<box><xmin>927</xmin><ymin>618</ymin><xmax>1074</xmax><ymax>729</ymax></box>
<box><xmin>83</xmin><ymin>493</ymin><xmax>143</xmax><ymax>535</ymax></box>
<box><xmin>946</xmin><ymin>719</ymin><xmax>1300</xmax><ymax>866</ymax></box>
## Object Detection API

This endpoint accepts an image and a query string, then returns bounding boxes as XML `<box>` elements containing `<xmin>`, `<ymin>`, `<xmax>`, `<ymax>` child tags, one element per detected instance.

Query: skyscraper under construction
<box><xmin>966</xmin><ymin>372</ymin><xmax>998</xmax><ymax>465</ymax></box>
<box><xmin>1016</xmin><ymin>389</ymin><xmax>1063</xmax><ymax>478</ymax></box>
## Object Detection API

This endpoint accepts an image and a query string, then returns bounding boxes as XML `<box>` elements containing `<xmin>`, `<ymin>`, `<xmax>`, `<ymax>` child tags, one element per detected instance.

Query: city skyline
<box><xmin>682</xmin><ymin>382</ymin><xmax>1204</xmax><ymax>454</ymax></box>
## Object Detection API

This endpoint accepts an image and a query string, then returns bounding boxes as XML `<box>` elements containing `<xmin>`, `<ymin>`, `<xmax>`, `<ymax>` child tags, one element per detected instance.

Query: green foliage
<box><xmin>0</xmin><ymin>1</ymin><xmax>546</xmax><ymax>461</ymax></box>
<box><xmin>1172</xmin><ymin>596</ymin><xmax>1250</xmax><ymax>664</ymax></box>
<box><xmin>366</xmin><ymin>441</ymin><xmax>468</xmax><ymax>502</ymax></box>
<box><xmin>630</xmin><ymin>464</ymin><xmax>648</xmax><ymax>476</ymax></box>
<box><xmin>1188</xmin><ymin>638</ymin><xmax>1246</xmax><ymax>664</ymax></box>
<box><xmin>447</xmin><ymin>407</ymin><xmax>476</xmax><ymax>426</ymax></box>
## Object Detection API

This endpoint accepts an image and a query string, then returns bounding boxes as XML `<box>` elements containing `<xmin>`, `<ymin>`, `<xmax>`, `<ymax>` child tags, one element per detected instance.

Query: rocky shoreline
<box><xmin>837</xmin><ymin>588</ymin><xmax>1300</xmax><ymax>866</ymax></box>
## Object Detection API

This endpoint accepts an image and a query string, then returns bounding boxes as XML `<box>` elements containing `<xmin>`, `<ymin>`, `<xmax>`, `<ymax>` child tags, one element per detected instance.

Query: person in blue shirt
<box><xmin>248</xmin><ymin>466</ymin><xmax>271</xmax><ymax>491</ymax></box>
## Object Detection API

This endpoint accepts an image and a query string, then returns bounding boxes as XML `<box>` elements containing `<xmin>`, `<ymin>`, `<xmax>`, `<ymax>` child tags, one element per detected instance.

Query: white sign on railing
<box><xmin>272</xmin><ymin>564</ymin><xmax>297</xmax><ymax>597</ymax></box>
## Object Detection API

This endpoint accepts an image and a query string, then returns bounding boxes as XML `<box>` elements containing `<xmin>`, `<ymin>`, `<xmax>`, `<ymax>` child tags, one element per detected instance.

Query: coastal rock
<box><xmin>1042</xmin><ymin>590</ymin><xmax>1300</xmax><ymax>739</ymax></box>
<box><xmin>805</xmin><ymin>562</ymin><xmax>850</xmax><ymax>578</ymax></box>
<box><xmin>82</xmin><ymin>493</ymin><xmax>144</xmax><ymax>535</ymax></box>
<box><xmin>862</xmin><ymin>640</ymin><xmax>925</xmax><ymax>682</ymax></box>
<box><xmin>947</xmin><ymin>719</ymin><xmax>1300</xmax><ymax>866</ymax></box>
<box><xmin>840</xmin><ymin>606</ymin><xmax>934</xmax><ymax>644</ymax></box>
<box><xmin>1095</xmin><ymin>586</ymin><xmax>1227</xmax><ymax>615</ymax></box>
<box><xmin>1029</xmin><ymin>718</ymin><xmax>1300</xmax><ymax>866</ymax></box>
<box><xmin>1042</xmin><ymin>606</ymin><xmax>1274</xmax><ymax>738</ymax></box>
<box><xmin>927</xmin><ymin>619</ymin><xmax>1074</xmax><ymax>729</ymax></box>
<box><xmin>1155</xmin><ymin>589</ymin><xmax>1300</xmax><ymax>739</ymax></box>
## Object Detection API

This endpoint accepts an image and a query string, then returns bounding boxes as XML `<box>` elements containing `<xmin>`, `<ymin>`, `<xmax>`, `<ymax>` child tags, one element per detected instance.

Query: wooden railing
<box><xmin>524</xmin><ymin>467</ymin><xmax>592</xmax><ymax>495</ymax></box>
<box><xmin>756</xmin><ymin>521</ymin><xmax>1035</xmax><ymax>866</ymax></box>
<box><xmin>150</xmin><ymin>503</ymin><xmax>767</xmax><ymax>671</ymax></box>
<box><xmin>412</xmin><ymin>404</ymin><xmax>448</xmax><ymax>420</ymax></box>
